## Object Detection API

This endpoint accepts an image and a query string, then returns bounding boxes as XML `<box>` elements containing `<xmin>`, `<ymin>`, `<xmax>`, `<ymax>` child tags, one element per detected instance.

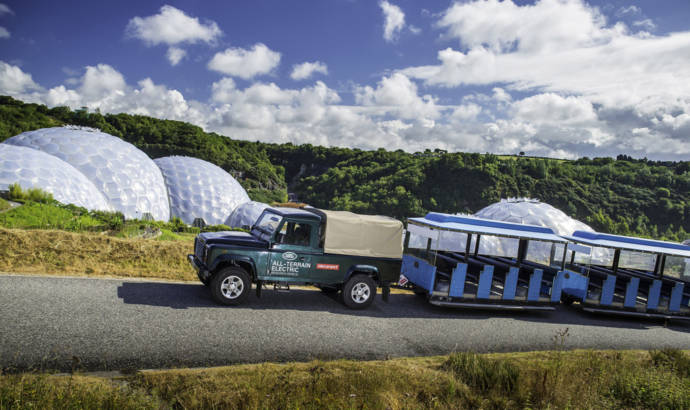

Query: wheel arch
<box><xmin>345</xmin><ymin>264</ymin><xmax>380</xmax><ymax>284</ymax></box>
<box><xmin>210</xmin><ymin>254</ymin><xmax>257</xmax><ymax>280</ymax></box>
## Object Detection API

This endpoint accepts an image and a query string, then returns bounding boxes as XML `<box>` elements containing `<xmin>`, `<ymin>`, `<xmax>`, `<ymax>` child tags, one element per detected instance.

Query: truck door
<box><xmin>268</xmin><ymin>220</ymin><xmax>318</xmax><ymax>280</ymax></box>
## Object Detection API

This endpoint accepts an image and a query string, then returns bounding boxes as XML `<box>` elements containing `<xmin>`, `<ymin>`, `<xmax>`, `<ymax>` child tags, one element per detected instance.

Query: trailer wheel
<box><xmin>342</xmin><ymin>274</ymin><xmax>376</xmax><ymax>309</ymax></box>
<box><xmin>561</xmin><ymin>295</ymin><xmax>577</xmax><ymax>306</ymax></box>
<box><xmin>210</xmin><ymin>267</ymin><xmax>251</xmax><ymax>306</ymax></box>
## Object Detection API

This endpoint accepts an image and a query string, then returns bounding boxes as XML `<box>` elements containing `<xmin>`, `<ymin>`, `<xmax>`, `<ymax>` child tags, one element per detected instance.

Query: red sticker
<box><xmin>316</xmin><ymin>263</ymin><xmax>340</xmax><ymax>271</ymax></box>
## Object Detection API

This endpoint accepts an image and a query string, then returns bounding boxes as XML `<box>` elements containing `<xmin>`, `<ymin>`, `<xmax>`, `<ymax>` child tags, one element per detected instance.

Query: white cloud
<box><xmin>78</xmin><ymin>64</ymin><xmax>127</xmax><ymax>102</ymax></box>
<box><xmin>290</xmin><ymin>61</ymin><xmax>328</xmax><ymax>80</ymax></box>
<box><xmin>208</xmin><ymin>43</ymin><xmax>281</xmax><ymax>79</ymax></box>
<box><xmin>380</xmin><ymin>1</ymin><xmax>405</xmax><ymax>42</ymax></box>
<box><xmin>616</xmin><ymin>5</ymin><xmax>640</xmax><ymax>17</ymax></box>
<box><xmin>633</xmin><ymin>18</ymin><xmax>656</xmax><ymax>31</ymax></box>
<box><xmin>402</xmin><ymin>0</ymin><xmax>690</xmax><ymax>110</ymax></box>
<box><xmin>0</xmin><ymin>4</ymin><xmax>12</xmax><ymax>16</ymax></box>
<box><xmin>355</xmin><ymin>73</ymin><xmax>441</xmax><ymax>122</ymax></box>
<box><xmin>126</xmin><ymin>5</ymin><xmax>221</xmax><ymax>46</ymax></box>
<box><xmin>0</xmin><ymin>62</ymin><xmax>40</xmax><ymax>94</ymax></box>
<box><xmin>0</xmin><ymin>27</ymin><xmax>8</xmax><ymax>39</ymax></box>
<box><xmin>511</xmin><ymin>93</ymin><xmax>597</xmax><ymax>125</ymax></box>
<box><xmin>409</xmin><ymin>25</ymin><xmax>421</xmax><ymax>35</ymax></box>
<box><xmin>166</xmin><ymin>47</ymin><xmax>187</xmax><ymax>66</ymax></box>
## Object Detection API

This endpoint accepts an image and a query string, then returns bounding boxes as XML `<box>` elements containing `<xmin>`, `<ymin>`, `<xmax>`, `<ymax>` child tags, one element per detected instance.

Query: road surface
<box><xmin>0</xmin><ymin>274</ymin><xmax>688</xmax><ymax>372</ymax></box>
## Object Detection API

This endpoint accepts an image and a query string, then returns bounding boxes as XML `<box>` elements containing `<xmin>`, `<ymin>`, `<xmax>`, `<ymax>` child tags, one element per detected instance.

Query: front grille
<box><xmin>195</xmin><ymin>237</ymin><xmax>206</xmax><ymax>259</ymax></box>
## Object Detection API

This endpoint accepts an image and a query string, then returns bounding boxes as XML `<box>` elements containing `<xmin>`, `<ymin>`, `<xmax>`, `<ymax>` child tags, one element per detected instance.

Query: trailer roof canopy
<box><xmin>564</xmin><ymin>230</ymin><xmax>690</xmax><ymax>258</ymax></box>
<box><xmin>320</xmin><ymin>209</ymin><xmax>404</xmax><ymax>259</ymax></box>
<box><xmin>408</xmin><ymin>213</ymin><xmax>567</xmax><ymax>243</ymax></box>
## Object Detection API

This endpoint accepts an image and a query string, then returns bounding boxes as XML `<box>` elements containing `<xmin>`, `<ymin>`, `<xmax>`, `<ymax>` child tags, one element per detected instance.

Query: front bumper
<box><xmin>188</xmin><ymin>254</ymin><xmax>211</xmax><ymax>284</ymax></box>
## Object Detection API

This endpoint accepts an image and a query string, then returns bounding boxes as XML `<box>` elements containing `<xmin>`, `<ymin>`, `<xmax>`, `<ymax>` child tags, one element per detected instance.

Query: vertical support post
<box><xmin>473</xmin><ymin>234</ymin><xmax>481</xmax><ymax>256</ymax></box>
<box><xmin>612</xmin><ymin>249</ymin><xmax>621</xmax><ymax>275</ymax></box>
<box><xmin>561</xmin><ymin>244</ymin><xmax>568</xmax><ymax>271</ymax></box>
<box><xmin>464</xmin><ymin>233</ymin><xmax>472</xmax><ymax>262</ymax></box>
<box><xmin>403</xmin><ymin>230</ymin><xmax>410</xmax><ymax>253</ymax></box>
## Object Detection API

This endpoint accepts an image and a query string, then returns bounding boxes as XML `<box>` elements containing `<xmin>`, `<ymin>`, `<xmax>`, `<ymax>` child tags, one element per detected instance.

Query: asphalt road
<box><xmin>1</xmin><ymin>274</ymin><xmax>689</xmax><ymax>372</ymax></box>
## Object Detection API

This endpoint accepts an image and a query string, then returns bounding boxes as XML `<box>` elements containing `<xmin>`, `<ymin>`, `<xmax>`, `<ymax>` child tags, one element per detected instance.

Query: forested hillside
<box><xmin>0</xmin><ymin>96</ymin><xmax>287</xmax><ymax>203</ymax></box>
<box><xmin>1</xmin><ymin>96</ymin><xmax>689</xmax><ymax>241</ymax></box>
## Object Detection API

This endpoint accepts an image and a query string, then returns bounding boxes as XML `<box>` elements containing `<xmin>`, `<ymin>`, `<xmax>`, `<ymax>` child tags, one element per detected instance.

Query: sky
<box><xmin>1</xmin><ymin>0</ymin><xmax>690</xmax><ymax>160</ymax></box>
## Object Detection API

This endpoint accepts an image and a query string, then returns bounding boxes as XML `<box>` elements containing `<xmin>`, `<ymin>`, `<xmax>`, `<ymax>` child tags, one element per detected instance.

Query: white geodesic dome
<box><xmin>474</xmin><ymin>198</ymin><xmax>596</xmax><ymax>263</ymax></box>
<box><xmin>226</xmin><ymin>201</ymin><xmax>271</xmax><ymax>229</ymax></box>
<box><xmin>475</xmin><ymin>198</ymin><xmax>594</xmax><ymax>236</ymax></box>
<box><xmin>0</xmin><ymin>144</ymin><xmax>112</xmax><ymax>211</ymax></box>
<box><xmin>4</xmin><ymin>126</ymin><xmax>170</xmax><ymax>220</ymax></box>
<box><xmin>154</xmin><ymin>156</ymin><xmax>250</xmax><ymax>225</ymax></box>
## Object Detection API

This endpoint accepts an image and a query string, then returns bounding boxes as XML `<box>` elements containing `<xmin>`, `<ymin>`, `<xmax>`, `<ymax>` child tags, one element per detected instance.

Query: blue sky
<box><xmin>1</xmin><ymin>0</ymin><xmax>690</xmax><ymax>160</ymax></box>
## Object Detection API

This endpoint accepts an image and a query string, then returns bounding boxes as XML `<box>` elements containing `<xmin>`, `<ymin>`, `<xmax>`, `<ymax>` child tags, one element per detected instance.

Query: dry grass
<box><xmin>3</xmin><ymin>350</ymin><xmax>689</xmax><ymax>409</ymax></box>
<box><xmin>0</xmin><ymin>228</ymin><xmax>196</xmax><ymax>281</ymax></box>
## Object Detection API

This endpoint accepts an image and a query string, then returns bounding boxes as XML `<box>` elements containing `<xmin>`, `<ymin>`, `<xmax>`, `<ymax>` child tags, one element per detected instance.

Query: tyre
<box><xmin>342</xmin><ymin>274</ymin><xmax>377</xmax><ymax>309</ymax></box>
<box><xmin>210</xmin><ymin>267</ymin><xmax>251</xmax><ymax>306</ymax></box>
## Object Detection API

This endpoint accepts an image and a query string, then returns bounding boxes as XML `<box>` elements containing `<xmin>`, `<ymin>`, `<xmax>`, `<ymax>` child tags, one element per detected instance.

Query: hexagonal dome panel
<box><xmin>4</xmin><ymin>127</ymin><xmax>170</xmax><ymax>220</ymax></box>
<box><xmin>154</xmin><ymin>156</ymin><xmax>250</xmax><ymax>225</ymax></box>
<box><xmin>0</xmin><ymin>144</ymin><xmax>112</xmax><ymax>211</ymax></box>
<box><xmin>226</xmin><ymin>201</ymin><xmax>271</xmax><ymax>229</ymax></box>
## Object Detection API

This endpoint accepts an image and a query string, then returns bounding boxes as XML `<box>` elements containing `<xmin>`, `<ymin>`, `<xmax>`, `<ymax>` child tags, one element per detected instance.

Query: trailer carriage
<box><xmin>401</xmin><ymin>213</ymin><xmax>570</xmax><ymax>310</ymax></box>
<box><xmin>560</xmin><ymin>231</ymin><xmax>690</xmax><ymax>320</ymax></box>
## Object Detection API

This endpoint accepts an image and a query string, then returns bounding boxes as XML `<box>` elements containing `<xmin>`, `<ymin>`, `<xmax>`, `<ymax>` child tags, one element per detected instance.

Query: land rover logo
<box><xmin>282</xmin><ymin>252</ymin><xmax>298</xmax><ymax>261</ymax></box>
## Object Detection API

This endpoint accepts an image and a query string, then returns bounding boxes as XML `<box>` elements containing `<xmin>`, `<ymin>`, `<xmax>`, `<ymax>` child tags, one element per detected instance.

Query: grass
<box><xmin>0</xmin><ymin>198</ymin><xmax>10</xmax><ymax>212</ymax></box>
<box><xmin>0</xmin><ymin>228</ymin><xmax>195</xmax><ymax>281</ymax></box>
<box><xmin>1</xmin><ymin>350</ymin><xmax>689</xmax><ymax>409</ymax></box>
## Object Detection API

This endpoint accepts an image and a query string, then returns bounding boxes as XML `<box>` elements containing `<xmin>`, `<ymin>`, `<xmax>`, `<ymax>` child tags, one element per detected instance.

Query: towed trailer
<box><xmin>559</xmin><ymin>231</ymin><xmax>690</xmax><ymax>320</ymax></box>
<box><xmin>400</xmin><ymin>212</ymin><xmax>570</xmax><ymax>310</ymax></box>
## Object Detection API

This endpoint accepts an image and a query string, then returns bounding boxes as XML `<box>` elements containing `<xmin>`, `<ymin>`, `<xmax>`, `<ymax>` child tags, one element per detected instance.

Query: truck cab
<box><xmin>189</xmin><ymin>207</ymin><xmax>403</xmax><ymax>309</ymax></box>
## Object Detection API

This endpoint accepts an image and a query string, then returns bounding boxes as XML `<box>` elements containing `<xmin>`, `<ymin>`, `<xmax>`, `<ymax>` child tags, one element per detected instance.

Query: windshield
<box><xmin>254</xmin><ymin>212</ymin><xmax>282</xmax><ymax>236</ymax></box>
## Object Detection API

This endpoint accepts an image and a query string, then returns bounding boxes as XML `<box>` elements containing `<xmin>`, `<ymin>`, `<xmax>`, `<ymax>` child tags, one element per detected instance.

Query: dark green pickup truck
<box><xmin>188</xmin><ymin>207</ymin><xmax>403</xmax><ymax>309</ymax></box>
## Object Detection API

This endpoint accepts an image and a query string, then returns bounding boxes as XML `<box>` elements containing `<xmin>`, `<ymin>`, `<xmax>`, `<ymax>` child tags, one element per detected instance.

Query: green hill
<box><xmin>1</xmin><ymin>95</ymin><xmax>689</xmax><ymax>241</ymax></box>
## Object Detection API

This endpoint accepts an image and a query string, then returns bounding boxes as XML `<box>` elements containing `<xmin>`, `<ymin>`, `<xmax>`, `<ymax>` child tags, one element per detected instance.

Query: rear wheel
<box><xmin>210</xmin><ymin>267</ymin><xmax>251</xmax><ymax>306</ymax></box>
<box><xmin>342</xmin><ymin>274</ymin><xmax>376</xmax><ymax>309</ymax></box>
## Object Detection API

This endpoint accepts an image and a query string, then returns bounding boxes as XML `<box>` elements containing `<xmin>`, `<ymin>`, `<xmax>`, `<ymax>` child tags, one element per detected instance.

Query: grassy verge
<box><xmin>2</xmin><ymin>350</ymin><xmax>689</xmax><ymax>409</ymax></box>
<box><xmin>0</xmin><ymin>228</ymin><xmax>195</xmax><ymax>281</ymax></box>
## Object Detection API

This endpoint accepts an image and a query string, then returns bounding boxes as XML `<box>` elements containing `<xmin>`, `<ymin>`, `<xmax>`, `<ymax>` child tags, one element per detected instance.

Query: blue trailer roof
<box><xmin>564</xmin><ymin>230</ymin><xmax>690</xmax><ymax>258</ymax></box>
<box><xmin>408</xmin><ymin>213</ymin><xmax>567</xmax><ymax>243</ymax></box>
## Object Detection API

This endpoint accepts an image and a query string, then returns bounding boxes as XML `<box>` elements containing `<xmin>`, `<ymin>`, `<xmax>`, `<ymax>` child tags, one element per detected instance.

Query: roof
<box><xmin>565</xmin><ymin>230</ymin><xmax>690</xmax><ymax>258</ymax></box>
<box><xmin>408</xmin><ymin>212</ymin><xmax>567</xmax><ymax>243</ymax></box>
<box><xmin>267</xmin><ymin>207</ymin><xmax>322</xmax><ymax>220</ymax></box>
<box><xmin>320</xmin><ymin>209</ymin><xmax>403</xmax><ymax>259</ymax></box>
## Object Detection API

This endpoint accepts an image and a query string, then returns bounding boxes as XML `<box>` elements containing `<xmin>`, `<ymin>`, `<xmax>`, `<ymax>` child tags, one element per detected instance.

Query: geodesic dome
<box><xmin>4</xmin><ymin>126</ymin><xmax>170</xmax><ymax>220</ymax></box>
<box><xmin>0</xmin><ymin>144</ymin><xmax>112</xmax><ymax>211</ymax></box>
<box><xmin>226</xmin><ymin>201</ymin><xmax>271</xmax><ymax>229</ymax></box>
<box><xmin>154</xmin><ymin>156</ymin><xmax>250</xmax><ymax>225</ymax></box>
<box><xmin>474</xmin><ymin>198</ymin><xmax>595</xmax><ymax>263</ymax></box>
<box><xmin>475</xmin><ymin>198</ymin><xmax>593</xmax><ymax>236</ymax></box>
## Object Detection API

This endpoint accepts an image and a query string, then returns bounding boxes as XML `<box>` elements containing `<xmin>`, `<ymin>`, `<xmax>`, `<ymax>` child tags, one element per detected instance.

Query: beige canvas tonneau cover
<box><xmin>320</xmin><ymin>209</ymin><xmax>403</xmax><ymax>259</ymax></box>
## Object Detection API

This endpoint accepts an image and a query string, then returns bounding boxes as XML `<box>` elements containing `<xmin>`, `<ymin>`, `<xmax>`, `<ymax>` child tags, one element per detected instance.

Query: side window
<box><xmin>277</xmin><ymin>221</ymin><xmax>312</xmax><ymax>247</ymax></box>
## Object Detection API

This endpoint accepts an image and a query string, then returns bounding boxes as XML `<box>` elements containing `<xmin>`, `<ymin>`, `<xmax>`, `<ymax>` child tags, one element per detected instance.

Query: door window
<box><xmin>277</xmin><ymin>222</ymin><xmax>312</xmax><ymax>247</ymax></box>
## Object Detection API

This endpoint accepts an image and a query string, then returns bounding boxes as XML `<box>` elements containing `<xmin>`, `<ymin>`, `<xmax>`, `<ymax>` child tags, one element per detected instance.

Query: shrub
<box><xmin>7</xmin><ymin>183</ymin><xmax>54</xmax><ymax>204</ymax></box>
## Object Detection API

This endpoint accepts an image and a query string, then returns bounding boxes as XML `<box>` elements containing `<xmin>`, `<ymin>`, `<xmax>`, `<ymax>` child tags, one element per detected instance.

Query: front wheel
<box><xmin>210</xmin><ymin>267</ymin><xmax>251</xmax><ymax>306</ymax></box>
<box><xmin>342</xmin><ymin>274</ymin><xmax>376</xmax><ymax>309</ymax></box>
